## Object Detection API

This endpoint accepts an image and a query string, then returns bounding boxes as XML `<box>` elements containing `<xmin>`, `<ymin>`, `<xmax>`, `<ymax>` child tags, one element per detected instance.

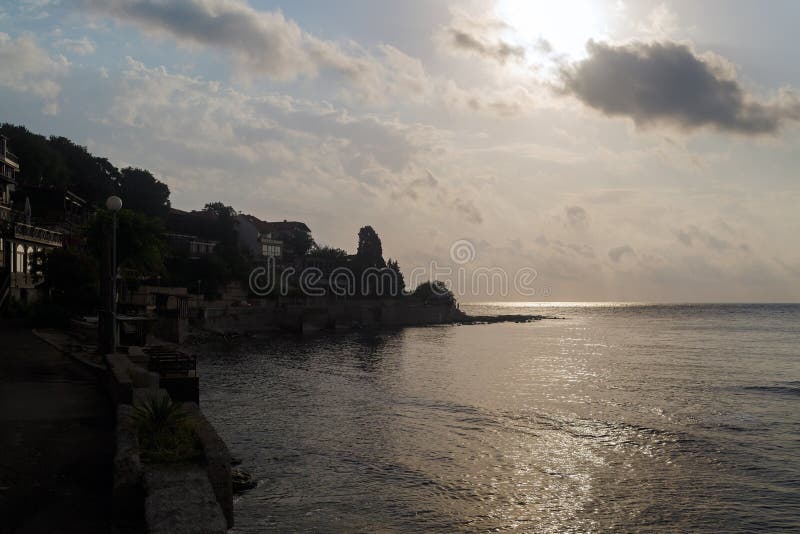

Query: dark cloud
<box><xmin>452</xmin><ymin>197</ymin><xmax>483</xmax><ymax>224</ymax></box>
<box><xmin>535</xmin><ymin>37</ymin><xmax>553</xmax><ymax>55</ymax></box>
<box><xmin>568</xmin><ymin>243</ymin><xmax>595</xmax><ymax>258</ymax></box>
<box><xmin>675</xmin><ymin>225</ymin><xmax>751</xmax><ymax>253</ymax></box>
<box><xmin>560</xmin><ymin>40</ymin><xmax>800</xmax><ymax>135</ymax></box>
<box><xmin>609</xmin><ymin>245</ymin><xmax>635</xmax><ymax>262</ymax></box>
<box><xmin>391</xmin><ymin>170</ymin><xmax>438</xmax><ymax>201</ymax></box>
<box><xmin>448</xmin><ymin>27</ymin><xmax>525</xmax><ymax>64</ymax></box>
<box><xmin>565</xmin><ymin>205</ymin><xmax>589</xmax><ymax>230</ymax></box>
<box><xmin>391</xmin><ymin>170</ymin><xmax>481</xmax><ymax>224</ymax></box>
<box><xmin>82</xmin><ymin>0</ymin><xmax>369</xmax><ymax>81</ymax></box>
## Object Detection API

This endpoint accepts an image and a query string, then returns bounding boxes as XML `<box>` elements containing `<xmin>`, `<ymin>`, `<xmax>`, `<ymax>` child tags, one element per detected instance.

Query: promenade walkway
<box><xmin>0</xmin><ymin>329</ymin><xmax>113</xmax><ymax>533</ymax></box>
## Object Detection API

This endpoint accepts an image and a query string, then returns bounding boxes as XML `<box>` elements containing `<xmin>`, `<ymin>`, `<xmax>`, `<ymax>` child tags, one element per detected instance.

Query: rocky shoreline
<box><xmin>456</xmin><ymin>314</ymin><xmax>563</xmax><ymax>325</ymax></box>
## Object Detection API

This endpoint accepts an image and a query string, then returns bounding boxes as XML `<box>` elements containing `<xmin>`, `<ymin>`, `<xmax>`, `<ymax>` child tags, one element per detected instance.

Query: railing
<box><xmin>2</xmin><ymin>150</ymin><xmax>19</xmax><ymax>166</ymax></box>
<box><xmin>14</xmin><ymin>223</ymin><xmax>63</xmax><ymax>246</ymax></box>
<box><xmin>10</xmin><ymin>272</ymin><xmax>39</xmax><ymax>289</ymax></box>
<box><xmin>145</xmin><ymin>347</ymin><xmax>197</xmax><ymax>376</ymax></box>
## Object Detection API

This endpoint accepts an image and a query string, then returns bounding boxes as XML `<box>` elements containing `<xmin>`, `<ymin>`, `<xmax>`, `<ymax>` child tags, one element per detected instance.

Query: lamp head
<box><xmin>106</xmin><ymin>195</ymin><xmax>123</xmax><ymax>212</ymax></box>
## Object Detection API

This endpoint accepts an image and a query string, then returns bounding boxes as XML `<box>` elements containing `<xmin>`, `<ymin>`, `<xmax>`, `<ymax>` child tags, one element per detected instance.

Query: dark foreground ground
<box><xmin>0</xmin><ymin>329</ymin><xmax>113</xmax><ymax>534</ymax></box>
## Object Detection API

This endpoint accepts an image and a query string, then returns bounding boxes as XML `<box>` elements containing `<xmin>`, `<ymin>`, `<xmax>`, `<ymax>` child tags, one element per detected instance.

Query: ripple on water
<box><xmin>197</xmin><ymin>303</ymin><xmax>800</xmax><ymax>532</ymax></box>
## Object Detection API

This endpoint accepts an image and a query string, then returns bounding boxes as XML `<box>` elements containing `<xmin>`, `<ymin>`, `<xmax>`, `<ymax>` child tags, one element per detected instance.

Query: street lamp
<box><xmin>106</xmin><ymin>195</ymin><xmax>122</xmax><ymax>353</ymax></box>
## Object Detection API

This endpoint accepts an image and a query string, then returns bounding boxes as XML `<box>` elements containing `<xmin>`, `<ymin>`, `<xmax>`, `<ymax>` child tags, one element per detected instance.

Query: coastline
<box><xmin>193</xmin><ymin>299</ymin><xmax>562</xmax><ymax>338</ymax></box>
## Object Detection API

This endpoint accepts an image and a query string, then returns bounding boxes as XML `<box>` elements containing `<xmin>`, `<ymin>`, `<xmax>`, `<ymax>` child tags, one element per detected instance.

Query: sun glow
<box><xmin>495</xmin><ymin>0</ymin><xmax>610</xmax><ymax>60</ymax></box>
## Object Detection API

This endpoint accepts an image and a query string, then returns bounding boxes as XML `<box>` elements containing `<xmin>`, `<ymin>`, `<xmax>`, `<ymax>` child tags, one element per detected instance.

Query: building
<box><xmin>235</xmin><ymin>214</ymin><xmax>285</xmax><ymax>260</ymax></box>
<box><xmin>164</xmin><ymin>208</ymin><xmax>220</xmax><ymax>259</ymax></box>
<box><xmin>165</xmin><ymin>233</ymin><xmax>219</xmax><ymax>259</ymax></box>
<box><xmin>11</xmin><ymin>186</ymin><xmax>90</xmax><ymax>250</ymax></box>
<box><xmin>235</xmin><ymin>214</ymin><xmax>313</xmax><ymax>262</ymax></box>
<box><xmin>1</xmin><ymin>136</ymin><xmax>64</xmax><ymax>306</ymax></box>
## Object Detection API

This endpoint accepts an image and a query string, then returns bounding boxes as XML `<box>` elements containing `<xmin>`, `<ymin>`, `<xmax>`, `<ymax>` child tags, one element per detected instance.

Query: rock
<box><xmin>231</xmin><ymin>468</ymin><xmax>257</xmax><ymax>493</ymax></box>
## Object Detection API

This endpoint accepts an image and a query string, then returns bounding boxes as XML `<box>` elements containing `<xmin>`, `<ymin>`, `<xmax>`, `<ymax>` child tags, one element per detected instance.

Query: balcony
<box><xmin>11</xmin><ymin>272</ymin><xmax>39</xmax><ymax>289</ymax></box>
<box><xmin>2</xmin><ymin>150</ymin><xmax>19</xmax><ymax>169</ymax></box>
<box><xmin>14</xmin><ymin>223</ymin><xmax>63</xmax><ymax>247</ymax></box>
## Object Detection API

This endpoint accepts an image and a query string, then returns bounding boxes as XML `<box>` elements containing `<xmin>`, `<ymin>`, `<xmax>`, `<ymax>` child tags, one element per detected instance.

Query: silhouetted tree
<box><xmin>87</xmin><ymin>208</ymin><xmax>166</xmax><ymax>276</ymax></box>
<box><xmin>0</xmin><ymin>123</ymin><xmax>153</xmax><ymax>209</ymax></box>
<box><xmin>283</xmin><ymin>227</ymin><xmax>315</xmax><ymax>258</ymax></box>
<box><xmin>356</xmin><ymin>225</ymin><xmax>386</xmax><ymax>268</ymax></box>
<box><xmin>118</xmin><ymin>167</ymin><xmax>170</xmax><ymax>218</ymax></box>
<box><xmin>203</xmin><ymin>201</ymin><xmax>237</xmax><ymax>218</ymax></box>
<box><xmin>386</xmin><ymin>258</ymin><xmax>405</xmax><ymax>296</ymax></box>
<box><xmin>201</xmin><ymin>201</ymin><xmax>250</xmax><ymax>280</ymax></box>
<box><xmin>412</xmin><ymin>280</ymin><xmax>456</xmax><ymax>306</ymax></box>
<box><xmin>309</xmin><ymin>245</ymin><xmax>349</xmax><ymax>261</ymax></box>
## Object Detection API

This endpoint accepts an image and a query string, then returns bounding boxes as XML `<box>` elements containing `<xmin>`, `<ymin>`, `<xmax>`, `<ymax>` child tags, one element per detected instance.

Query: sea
<box><xmin>196</xmin><ymin>303</ymin><xmax>800</xmax><ymax>532</ymax></box>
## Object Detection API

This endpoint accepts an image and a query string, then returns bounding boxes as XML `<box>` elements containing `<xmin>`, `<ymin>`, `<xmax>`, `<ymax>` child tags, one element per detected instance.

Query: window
<box><xmin>16</xmin><ymin>244</ymin><xmax>24</xmax><ymax>273</ymax></box>
<box><xmin>26</xmin><ymin>246</ymin><xmax>34</xmax><ymax>273</ymax></box>
<box><xmin>262</xmin><ymin>244</ymin><xmax>281</xmax><ymax>257</ymax></box>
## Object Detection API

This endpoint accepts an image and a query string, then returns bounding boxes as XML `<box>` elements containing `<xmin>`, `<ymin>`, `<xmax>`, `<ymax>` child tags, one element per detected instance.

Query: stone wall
<box><xmin>200</xmin><ymin>304</ymin><xmax>279</xmax><ymax>333</ymax></box>
<box><xmin>107</xmin><ymin>354</ymin><xmax>232</xmax><ymax>532</ymax></box>
<box><xmin>198</xmin><ymin>299</ymin><xmax>464</xmax><ymax>335</ymax></box>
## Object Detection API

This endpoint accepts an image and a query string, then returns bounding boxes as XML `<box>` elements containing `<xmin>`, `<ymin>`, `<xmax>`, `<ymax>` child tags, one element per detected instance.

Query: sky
<box><xmin>2</xmin><ymin>0</ymin><xmax>799</xmax><ymax>302</ymax></box>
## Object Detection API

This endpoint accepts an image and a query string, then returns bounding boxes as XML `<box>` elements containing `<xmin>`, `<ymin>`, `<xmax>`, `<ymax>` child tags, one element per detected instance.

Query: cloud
<box><xmin>452</xmin><ymin>197</ymin><xmax>483</xmax><ymax>224</ymax></box>
<box><xmin>0</xmin><ymin>32</ymin><xmax>69</xmax><ymax>113</ymax></box>
<box><xmin>81</xmin><ymin>0</ymin><xmax>341</xmax><ymax>80</ymax></box>
<box><xmin>391</xmin><ymin>169</ymin><xmax>438</xmax><ymax>201</ymax></box>
<box><xmin>392</xmin><ymin>169</ymin><xmax>482</xmax><ymax>224</ymax></box>
<box><xmin>81</xmin><ymin>1</ymin><xmax>357</xmax><ymax>82</ymax></box>
<box><xmin>447</xmin><ymin>27</ymin><xmax>525</xmax><ymax>64</ymax></box>
<box><xmin>675</xmin><ymin>225</ymin><xmax>750</xmax><ymax>253</ymax></box>
<box><xmin>560</xmin><ymin>40</ymin><xmax>800</xmax><ymax>135</ymax></box>
<box><xmin>57</xmin><ymin>36</ymin><xmax>96</xmax><ymax>55</ymax></box>
<box><xmin>565</xmin><ymin>205</ymin><xmax>589</xmax><ymax>230</ymax></box>
<box><xmin>440</xmin><ymin>7</ymin><xmax>524</xmax><ymax>65</ymax></box>
<box><xmin>608</xmin><ymin>244</ymin><xmax>635</xmax><ymax>262</ymax></box>
<box><xmin>638</xmin><ymin>3</ymin><xmax>678</xmax><ymax>38</ymax></box>
<box><xmin>81</xmin><ymin>0</ymin><xmax>435</xmax><ymax>104</ymax></box>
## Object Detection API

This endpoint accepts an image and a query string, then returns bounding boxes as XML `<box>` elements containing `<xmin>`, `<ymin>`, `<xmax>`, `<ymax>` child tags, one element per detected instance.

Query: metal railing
<box><xmin>2</xmin><ymin>150</ymin><xmax>19</xmax><ymax>166</ymax></box>
<box><xmin>10</xmin><ymin>272</ymin><xmax>39</xmax><ymax>289</ymax></box>
<box><xmin>14</xmin><ymin>223</ymin><xmax>63</xmax><ymax>246</ymax></box>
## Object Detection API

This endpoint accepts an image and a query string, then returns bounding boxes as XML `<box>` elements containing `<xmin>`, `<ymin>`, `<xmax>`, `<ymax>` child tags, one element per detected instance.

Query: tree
<box><xmin>87</xmin><ymin>208</ymin><xmax>167</xmax><ymax>276</ymax></box>
<box><xmin>118</xmin><ymin>167</ymin><xmax>171</xmax><ymax>218</ymax></box>
<box><xmin>412</xmin><ymin>280</ymin><xmax>456</xmax><ymax>306</ymax></box>
<box><xmin>40</xmin><ymin>248</ymin><xmax>100</xmax><ymax>315</ymax></box>
<box><xmin>284</xmin><ymin>227</ymin><xmax>315</xmax><ymax>258</ymax></box>
<box><xmin>203</xmin><ymin>202</ymin><xmax>237</xmax><ymax>218</ymax></box>
<box><xmin>356</xmin><ymin>225</ymin><xmax>385</xmax><ymax>268</ymax></box>
<box><xmin>41</xmin><ymin>135</ymin><xmax>119</xmax><ymax>204</ymax></box>
<box><xmin>165</xmin><ymin>254</ymin><xmax>230</xmax><ymax>299</ymax></box>
<box><xmin>386</xmin><ymin>258</ymin><xmax>405</xmax><ymax>296</ymax></box>
<box><xmin>309</xmin><ymin>245</ymin><xmax>349</xmax><ymax>261</ymax></box>
<box><xmin>0</xmin><ymin>123</ymin><xmax>70</xmax><ymax>188</ymax></box>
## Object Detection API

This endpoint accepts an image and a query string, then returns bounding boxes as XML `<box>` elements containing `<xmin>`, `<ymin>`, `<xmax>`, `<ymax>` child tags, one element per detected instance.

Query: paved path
<box><xmin>0</xmin><ymin>329</ymin><xmax>113</xmax><ymax>533</ymax></box>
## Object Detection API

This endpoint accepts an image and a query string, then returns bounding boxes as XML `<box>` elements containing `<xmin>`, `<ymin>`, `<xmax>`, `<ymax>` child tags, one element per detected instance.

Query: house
<box><xmin>165</xmin><ymin>233</ymin><xmax>218</xmax><ymax>259</ymax></box>
<box><xmin>164</xmin><ymin>208</ymin><xmax>220</xmax><ymax>259</ymax></box>
<box><xmin>11</xmin><ymin>186</ymin><xmax>90</xmax><ymax>250</ymax></box>
<box><xmin>1</xmin><ymin>136</ymin><xmax>64</xmax><ymax>306</ymax></box>
<box><xmin>235</xmin><ymin>214</ymin><xmax>285</xmax><ymax>261</ymax></box>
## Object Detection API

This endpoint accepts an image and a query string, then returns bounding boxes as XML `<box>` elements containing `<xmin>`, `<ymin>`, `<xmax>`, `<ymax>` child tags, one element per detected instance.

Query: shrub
<box><xmin>132</xmin><ymin>395</ymin><xmax>203</xmax><ymax>463</ymax></box>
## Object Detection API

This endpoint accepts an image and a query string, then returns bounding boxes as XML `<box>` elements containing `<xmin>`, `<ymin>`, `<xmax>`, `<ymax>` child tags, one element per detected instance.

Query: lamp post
<box><xmin>106</xmin><ymin>195</ymin><xmax>122</xmax><ymax>353</ymax></box>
